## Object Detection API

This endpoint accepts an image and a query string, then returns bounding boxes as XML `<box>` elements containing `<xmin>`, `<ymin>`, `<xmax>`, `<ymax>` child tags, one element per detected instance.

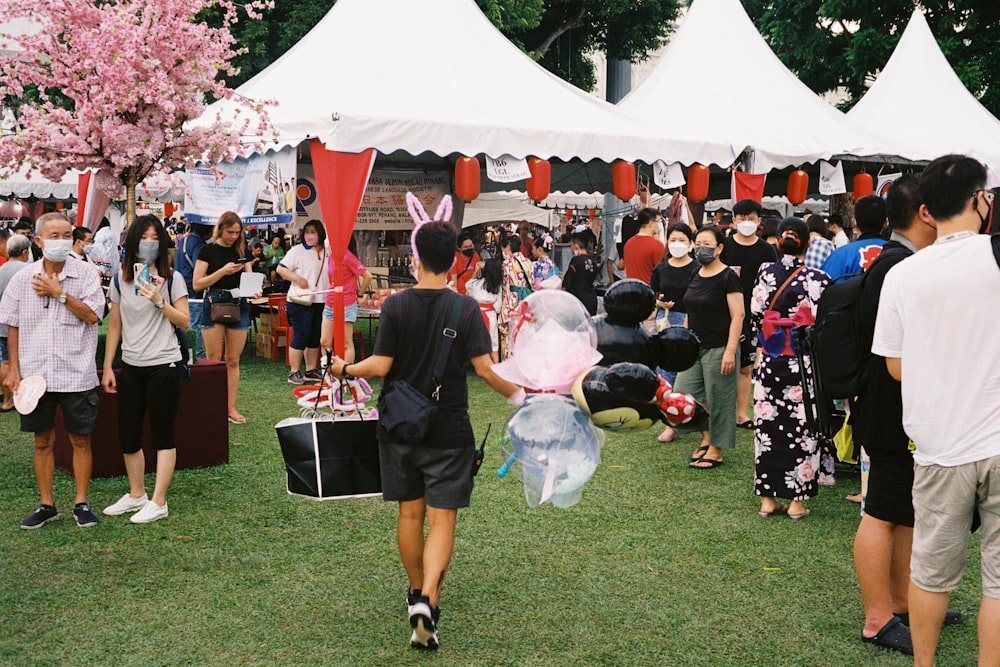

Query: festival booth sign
<box><xmin>296</xmin><ymin>165</ymin><xmax>449</xmax><ymax>231</ymax></box>
<box><xmin>183</xmin><ymin>146</ymin><xmax>297</xmax><ymax>226</ymax></box>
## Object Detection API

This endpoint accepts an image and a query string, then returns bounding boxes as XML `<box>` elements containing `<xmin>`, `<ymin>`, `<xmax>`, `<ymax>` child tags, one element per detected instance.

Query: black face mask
<box><xmin>461</xmin><ymin>248</ymin><xmax>475</xmax><ymax>258</ymax></box>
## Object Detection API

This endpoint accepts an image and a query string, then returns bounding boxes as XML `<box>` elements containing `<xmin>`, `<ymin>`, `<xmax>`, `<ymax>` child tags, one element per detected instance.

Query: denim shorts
<box><xmin>322</xmin><ymin>303</ymin><xmax>359</xmax><ymax>323</ymax></box>
<box><xmin>0</xmin><ymin>336</ymin><xmax>7</xmax><ymax>362</ymax></box>
<box><xmin>199</xmin><ymin>293</ymin><xmax>250</xmax><ymax>330</ymax></box>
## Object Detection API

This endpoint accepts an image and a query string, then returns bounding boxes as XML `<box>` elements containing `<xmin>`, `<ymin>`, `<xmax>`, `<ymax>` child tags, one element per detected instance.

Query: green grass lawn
<box><xmin>0</xmin><ymin>335</ymin><xmax>983</xmax><ymax>666</ymax></box>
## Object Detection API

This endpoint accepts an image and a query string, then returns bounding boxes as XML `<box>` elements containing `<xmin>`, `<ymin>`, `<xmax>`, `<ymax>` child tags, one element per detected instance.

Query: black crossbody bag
<box><xmin>378</xmin><ymin>293</ymin><xmax>462</xmax><ymax>444</ymax></box>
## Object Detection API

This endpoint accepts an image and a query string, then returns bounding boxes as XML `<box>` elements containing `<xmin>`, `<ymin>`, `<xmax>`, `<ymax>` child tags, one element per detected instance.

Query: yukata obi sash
<box><xmin>759</xmin><ymin>307</ymin><xmax>814</xmax><ymax>357</ymax></box>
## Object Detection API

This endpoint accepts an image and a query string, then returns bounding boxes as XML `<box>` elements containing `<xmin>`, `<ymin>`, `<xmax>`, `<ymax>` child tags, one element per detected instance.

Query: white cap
<box><xmin>14</xmin><ymin>375</ymin><xmax>46</xmax><ymax>415</ymax></box>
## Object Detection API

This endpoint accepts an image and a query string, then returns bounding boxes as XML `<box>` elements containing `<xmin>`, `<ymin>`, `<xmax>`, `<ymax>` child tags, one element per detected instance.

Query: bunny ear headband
<box><xmin>406</xmin><ymin>192</ymin><xmax>453</xmax><ymax>267</ymax></box>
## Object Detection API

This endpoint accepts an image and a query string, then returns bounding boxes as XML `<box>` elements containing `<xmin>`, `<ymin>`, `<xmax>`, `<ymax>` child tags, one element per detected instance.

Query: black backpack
<box><xmin>810</xmin><ymin>271</ymin><xmax>869</xmax><ymax>401</ymax></box>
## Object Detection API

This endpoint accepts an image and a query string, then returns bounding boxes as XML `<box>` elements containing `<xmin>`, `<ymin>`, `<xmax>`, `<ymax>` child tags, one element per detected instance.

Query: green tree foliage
<box><xmin>741</xmin><ymin>0</ymin><xmax>1000</xmax><ymax>116</ymax></box>
<box><xmin>227</xmin><ymin>0</ymin><xmax>681</xmax><ymax>92</ymax></box>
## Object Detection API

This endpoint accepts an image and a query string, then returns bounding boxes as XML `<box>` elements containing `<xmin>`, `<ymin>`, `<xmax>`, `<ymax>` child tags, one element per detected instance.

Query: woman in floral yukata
<box><xmin>749</xmin><ymin>217</ymin><xmax>833</xmax><ymax>520</ymax></box>
<box><xmin>498</xmin><ymin>234</ymin><xmax>533</xmax><ymax>359</ymax></box>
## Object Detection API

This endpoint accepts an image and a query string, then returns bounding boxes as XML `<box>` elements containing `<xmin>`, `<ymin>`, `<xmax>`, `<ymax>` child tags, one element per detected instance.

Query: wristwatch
<box><xmin>58</xmin><ymin>290</ymin><xmax>67</xmax><ymax>305</ymax></box>
<box><xmin>154</xmin><ymin>300</ymin><xmax>166</xmax><ymax>310</ymax></box>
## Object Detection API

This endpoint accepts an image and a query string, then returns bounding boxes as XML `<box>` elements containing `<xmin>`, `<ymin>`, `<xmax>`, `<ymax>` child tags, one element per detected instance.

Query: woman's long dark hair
<box><xmin>481</xmin><ymin>257</ymin><xmax>503</xmax><ymax>294</ymax></box>
<box><xmin>122</xmin><ymin>215</ymin><xmax>171</xmax><ymax>283</ymax></box>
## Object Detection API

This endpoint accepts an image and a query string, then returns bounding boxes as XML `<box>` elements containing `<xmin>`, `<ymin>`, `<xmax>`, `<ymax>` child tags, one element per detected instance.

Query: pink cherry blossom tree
<box><xmin>0</xmin><ymin>0</ymin><xmax>273</xmax><ymax>224</ymax></box>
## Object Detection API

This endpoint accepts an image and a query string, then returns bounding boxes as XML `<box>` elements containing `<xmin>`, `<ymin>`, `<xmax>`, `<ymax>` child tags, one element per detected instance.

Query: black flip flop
<box><xmin>689</xmin><ymin>445</ymin><xmax>709</xmax><ymax>462</ymax></box>
<box><xmin>688</xmin><ymin>458</ymin><xmax>723</xmax><ymax>469</ymax></box>
<box><xmin>737</xmin><ymin>420</ymin><xmax>753</xmax><ymax>429</ymax></box>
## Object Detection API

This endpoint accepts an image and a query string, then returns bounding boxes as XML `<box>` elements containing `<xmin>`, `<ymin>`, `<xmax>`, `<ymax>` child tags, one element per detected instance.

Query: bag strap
<box><xmin>430</xmin><ymin>292</ymin><xmax>462</xmax><ymax>400</ymax></box>
<box><xmin>313</xmin><ymin>248</ymin><xmax>325</xmax><ymax>288</ymax></box>
<box><xmin>767</xmin><ymin>265</ymin><xmax>806</xmax><ymax>311</ymax></box>
<box><xmin>180</xmin><ymin>235</ymin><xmax>195</xmax><ymax>269</ymax></box>
<box><xmin>513</xmin><ymin>256</ymin><xmax>534</xmax><ymax>292</ymax></box>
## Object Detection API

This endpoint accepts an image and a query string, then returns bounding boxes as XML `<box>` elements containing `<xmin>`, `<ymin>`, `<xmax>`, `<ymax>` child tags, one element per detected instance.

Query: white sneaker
<box><xmin>103</xmin><ymin>493</ymin><xmax>148</xmax><ymax>516</ymax></box>
<box><xmin>130</xmin><ymin>500</ymin><xmax>168</xmax><ymax>524</ymax></box>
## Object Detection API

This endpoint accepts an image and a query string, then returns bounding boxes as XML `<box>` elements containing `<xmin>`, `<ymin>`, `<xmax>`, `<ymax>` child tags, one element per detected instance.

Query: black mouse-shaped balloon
<box><xmin>571</xmin><ymin>362</ymin><xmax>709</xmax><ymax>432</ymax></box>
<box><xmin>594</xmin><ymin>279</ymin><xmax>701</xmax><ymax>372</ymax></box>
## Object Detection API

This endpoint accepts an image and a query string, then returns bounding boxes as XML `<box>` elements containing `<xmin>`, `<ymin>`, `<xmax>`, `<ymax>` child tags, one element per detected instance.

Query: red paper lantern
<box><xmin>854</xmin><ymin>172</ymin><xmax>874</xmax><ymax>200</ymax></box>
<box><xmin>164</xmin><ymin>202</ymin><xmax>176</xmax><ymax>217</ymax></box>
<box><xmin>687</xmin><ymin>164</ymin><xmax>710</xmax><ymax>203</ymax></box>
<box><xmin>787</xmin><ymin>169</ymin><xmax>809</xmax><ymax>206</ymax></box>
<box><xmin>612</xmin><ymin>160</ymin><xmax>636</xmax><ymax>201</ymax></box>
<box><xmin>526</xmin><ymin>158</ymin><xmax>551</xmax><ymax>203</ymax></box>
<box><xmin>0</xmin><ymin>200</ymin><xmax>22</xmax><ymax>219</ymax></box>
<box><xmin>454</xmin><ymin>156</ymin><xmax>480</xmax><ymax>203</ymax></box>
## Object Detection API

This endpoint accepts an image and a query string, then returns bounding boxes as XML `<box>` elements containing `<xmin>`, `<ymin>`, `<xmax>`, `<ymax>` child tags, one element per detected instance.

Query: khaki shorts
<box><xmin>911</xmin><ymin>456</ymin><xmax>1000</xmax><ymax>597</ymax></box>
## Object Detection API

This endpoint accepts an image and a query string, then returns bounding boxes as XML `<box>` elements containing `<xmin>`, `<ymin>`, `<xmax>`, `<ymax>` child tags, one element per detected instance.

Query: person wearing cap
<box><xmin>0</xmin><ymin>212</ymin><xmax>105</xmax><ymax>529</ymax></box>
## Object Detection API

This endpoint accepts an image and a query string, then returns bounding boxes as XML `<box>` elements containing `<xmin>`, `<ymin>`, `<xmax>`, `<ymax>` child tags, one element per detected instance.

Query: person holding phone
<box><xmin>192</xmin><ymin>211</ymin><xmax>255</xmax><ymax>424</ymax></box>
<box><xmin>102</xmin><ymin>215</ymin><xmax>189</xmax><ymax>523</ymax></box>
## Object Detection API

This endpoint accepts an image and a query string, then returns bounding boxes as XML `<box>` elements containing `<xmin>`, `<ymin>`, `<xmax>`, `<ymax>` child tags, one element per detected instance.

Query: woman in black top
<box><xmin>193</xmin><ymin>211</ymin><xmax>255</xmax><ymax>424</ymax></box>
<box><xmin>561</xmin><ymin>232</ymin><xmax>598</xmax><ymax>315</ymax></box>
<box><xmin>673</xmin><ymin>226</ymin><xmax>744</xmax><ymax>469</ymax></box>
<box><xmin>649</xmin><ymin>223</ymin><xmax>698</xmax><ymax>442</ymax></box>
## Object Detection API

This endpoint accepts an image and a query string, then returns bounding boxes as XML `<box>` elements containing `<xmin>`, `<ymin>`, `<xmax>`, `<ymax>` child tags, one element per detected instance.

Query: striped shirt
<box><xmin>0</xmin><ymin>257</ymin><xmax>105</xmax><ymax>391</ymax></box>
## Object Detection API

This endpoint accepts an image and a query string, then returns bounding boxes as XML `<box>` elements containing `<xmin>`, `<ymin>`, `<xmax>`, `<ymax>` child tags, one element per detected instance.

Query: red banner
<box><xmin>309</xmin><ymin>140</ymin><xmax>376</xmax><ymax>357</ymax></box>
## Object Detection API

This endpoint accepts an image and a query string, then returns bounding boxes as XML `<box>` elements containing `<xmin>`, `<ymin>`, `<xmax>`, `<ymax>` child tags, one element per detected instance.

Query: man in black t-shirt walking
<box><xmin>330</xmin><ymin>221</ymin><xmax>522</xmax><ymax>651</ymax></box>
<box><xmin>720</xmin><ymin>199</ymin><xmax>777</xmax><ymax>428</ymax></box>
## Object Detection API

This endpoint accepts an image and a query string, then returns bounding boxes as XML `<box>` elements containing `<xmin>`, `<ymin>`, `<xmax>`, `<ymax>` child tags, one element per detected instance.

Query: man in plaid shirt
<box><xmin>804</xmin><ymin>215</ymin><xmax>836</xmax><ymax>271</ymax></box>
<box><xmin>0</xmin><ymin>213</ymin><xmax>105</xmax><ymax>529</ymax></box>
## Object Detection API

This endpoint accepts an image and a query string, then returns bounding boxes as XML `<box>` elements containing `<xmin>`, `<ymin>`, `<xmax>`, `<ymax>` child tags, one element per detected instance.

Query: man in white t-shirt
<box><xmin>872</xmin><ymin>154</ymin><xmax>1000</xmax><ymax>667</ymax></box>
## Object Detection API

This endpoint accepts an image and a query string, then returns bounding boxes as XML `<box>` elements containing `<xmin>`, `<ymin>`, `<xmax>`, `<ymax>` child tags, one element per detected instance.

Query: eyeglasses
<box><xmin>972</xmin><ymin>190</ymin><xmax>996</xmax><ymax>203</ymax></box>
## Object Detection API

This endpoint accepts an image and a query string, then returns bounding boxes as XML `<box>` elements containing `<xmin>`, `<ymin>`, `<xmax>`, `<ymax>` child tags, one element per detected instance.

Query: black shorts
<box><xmin>378</xmin><ymin>441</ymin><xmax>475</xmax><ymax>509</ymax></box>
<box><xmin>739</xmin><ymin>343</ymin><xmax>757</xmax><ymax>369</ymax></box>
<box><xmin>864</xmin><ymin>448</ymin><xmax>915</xmax><ymax>527</ymax></box>
<box><xmin>20</xmin><ymin>389</ymin><xmax>100</xmax><ymax>435</ymax></box>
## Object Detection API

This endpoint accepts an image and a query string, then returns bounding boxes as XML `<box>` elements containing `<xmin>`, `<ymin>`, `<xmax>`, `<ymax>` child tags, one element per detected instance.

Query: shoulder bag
<box><xmin>378</xmin><ymin>293</ymin><xmax>463</xmax><ymax>445</ymax></box>
<box><xmin>288</xmin><ymin>248</ymin><xmax>325</xmax><ymax>306</ymax></box>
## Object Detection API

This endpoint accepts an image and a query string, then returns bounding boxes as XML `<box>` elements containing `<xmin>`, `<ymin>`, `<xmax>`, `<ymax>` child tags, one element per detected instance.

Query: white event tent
<box><xmin>462</xmin><ymin>193</ymin><xmax>554</xmax><ymax>229</ymax></box>
<box><xmin>212</xmin><ymin>0</ymin><xmax>737</xmax><ymax>173</ymax></box>
<box><xmin>618</xmin><ymin>0</ymin><xmax>907</xmax><ymax>172</ymax></box>
<box><xmin>847</xmin><ymin>9</ymin><xmax>1000</xmax><ymax>186</ymax></box>
<box><xmin>0</xmin><ymin>162</ymin><xmax>184</xmax><ymax>202</ymax></box>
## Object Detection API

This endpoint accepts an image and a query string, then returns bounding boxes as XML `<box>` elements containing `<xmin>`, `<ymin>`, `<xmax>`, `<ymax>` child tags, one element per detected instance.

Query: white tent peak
<box><xmin>847</xmin><ymin>9</ymin><xmax>1000</xmax><ymax>183</ymax></box>
<box><xmin>619</xmin><ymin>0</ymin><xmax>905</xmax><ymax>172</ymax></box>
<box><xmin>216</xmin><ymin>0</ymin><xmax>735</xmax><ymax>167</ymax></box>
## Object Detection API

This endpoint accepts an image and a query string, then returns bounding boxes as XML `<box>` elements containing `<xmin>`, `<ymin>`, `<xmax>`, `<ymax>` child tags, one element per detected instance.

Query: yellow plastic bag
<box><xmin>834</xmin><ymin>413</ymin><xmax>857</xmax><ymax>464</ymax></box>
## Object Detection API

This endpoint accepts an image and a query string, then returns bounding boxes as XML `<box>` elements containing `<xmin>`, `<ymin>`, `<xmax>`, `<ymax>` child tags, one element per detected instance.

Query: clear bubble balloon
<box><xmin>498</xmin><ymin>394</ymin><xmax>603</xmax><ymax>508</ymax></box>
<box><xmin>494</xmin><ymin>290</ymin><xmax>601</xmax><ymax>392</ymax></box>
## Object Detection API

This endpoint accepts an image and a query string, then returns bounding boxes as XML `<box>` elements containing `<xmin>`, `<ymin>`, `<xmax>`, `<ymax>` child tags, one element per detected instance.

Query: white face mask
<box><xmin>736</xmin><ymin>221</ymin><xmax>759</xmax><ymax>237</ymax></box>
<box><xmin>41</xmin><ymin>239</ymin><xmax>72</xmax><ymax>263</ymax></box>
<box><xmin>668</xmin><ymin>242</ymin><xmax>691</xmax><ymax>259</ymax></box>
